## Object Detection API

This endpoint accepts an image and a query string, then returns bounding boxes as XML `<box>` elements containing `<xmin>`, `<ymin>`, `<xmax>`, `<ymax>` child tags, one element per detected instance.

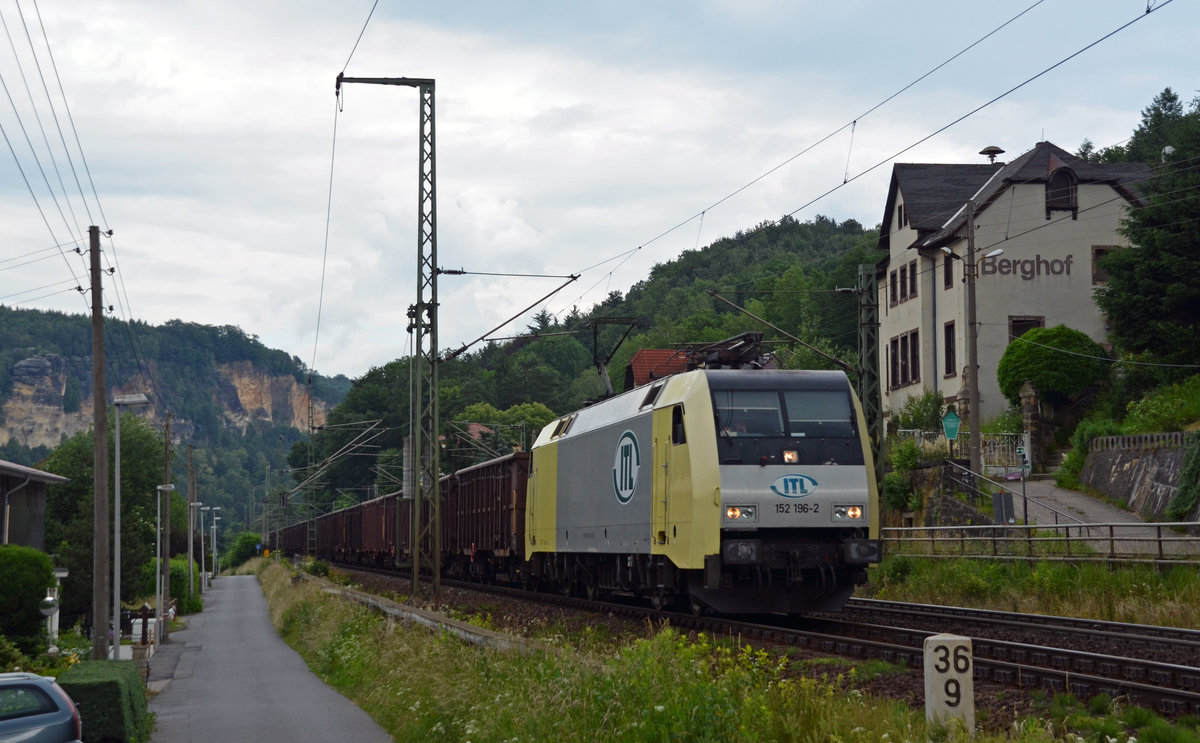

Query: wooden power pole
<box><xmin>88</xmin><ymin>226</ymin><xmax>110</xmax><ymax>661</ymax></box>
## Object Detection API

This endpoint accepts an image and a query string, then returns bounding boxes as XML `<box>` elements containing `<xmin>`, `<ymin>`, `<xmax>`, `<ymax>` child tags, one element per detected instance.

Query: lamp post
<box><xmin>154</xmin><ymin>484</ymin><xmax>174</xmax><ymax>643</ymax></box>
<box><xmin>211</xmin><ymin>515</ymin><xmax>221</xmax><ymax>581</ymax></box>
<box><xmin>112</xmin><ymin>393</ymin><xmax>148</xmax><ymax>657</ymax></box>
<box><xmin>199</xmin><ymin>506</ymin><xmax>217</xmax><ymax>590</ymax></box>
<box><xmin>188</xmin><ymin>501</ymin><xmax>202</xmax><ymax>598</ymax></box>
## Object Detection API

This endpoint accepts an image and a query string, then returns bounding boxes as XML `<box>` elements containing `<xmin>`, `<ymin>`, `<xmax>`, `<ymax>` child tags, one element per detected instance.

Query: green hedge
<box><xmin>0</xmin><ymin>544</ymin><xmax>54</xmax><ymax>652</ymax></box>
<box><xmin>58</xmin><ymin>660</ymin><xmax>149</xmax><ymax>743</ymax></box>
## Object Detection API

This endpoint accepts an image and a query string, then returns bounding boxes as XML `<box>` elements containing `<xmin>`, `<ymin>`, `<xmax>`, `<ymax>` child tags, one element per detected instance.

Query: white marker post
<box><xmin>923</xmin><ymin>633</ymin><xmax>975</xmax><ymax>735</ymax></box>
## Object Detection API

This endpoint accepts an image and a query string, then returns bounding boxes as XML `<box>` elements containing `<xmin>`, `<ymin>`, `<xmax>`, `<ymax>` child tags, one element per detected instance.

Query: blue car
<box><xmin>0</xmin><ymin>672</ymin><xmax>83</xmax><ymax>743</ymax></box>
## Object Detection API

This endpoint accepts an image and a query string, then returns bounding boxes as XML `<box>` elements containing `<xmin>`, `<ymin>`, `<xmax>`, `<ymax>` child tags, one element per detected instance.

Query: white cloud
<box><xmin>0</xmin><ymin>0</ymin><xmax>1194</xmax><ymax>377</ymax></box>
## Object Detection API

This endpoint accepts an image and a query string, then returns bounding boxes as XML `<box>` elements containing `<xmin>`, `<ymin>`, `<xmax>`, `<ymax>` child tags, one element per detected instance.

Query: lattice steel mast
<box><xmin>336</xmin><ymin>74</ymin><xmax>440</xmax><ymax>597</ymax></box>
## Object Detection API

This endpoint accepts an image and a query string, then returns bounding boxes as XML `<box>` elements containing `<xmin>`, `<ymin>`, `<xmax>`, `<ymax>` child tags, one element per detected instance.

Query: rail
<box><xmin>882</xmin><ymin>521</ymin><xmax>1200</xmax><ymax>566</ymax></box>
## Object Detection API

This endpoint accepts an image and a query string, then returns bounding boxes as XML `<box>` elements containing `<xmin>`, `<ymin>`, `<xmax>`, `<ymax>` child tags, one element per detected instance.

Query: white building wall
<box><xmin>880</xmin><ymin>182</ymin><xmax>1132</xmax><ymax>428</ymax></box>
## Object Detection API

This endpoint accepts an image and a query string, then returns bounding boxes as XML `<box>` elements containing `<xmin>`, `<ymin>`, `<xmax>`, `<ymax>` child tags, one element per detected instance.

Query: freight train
<box><xmin>272</xmin><ymin>367</ymin><xmax>882</xmax><ymax>615</ymax></box>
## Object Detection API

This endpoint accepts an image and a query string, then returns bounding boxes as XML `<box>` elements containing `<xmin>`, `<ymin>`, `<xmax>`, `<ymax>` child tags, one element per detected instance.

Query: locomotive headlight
<box><xmin>783</xmin><ymin>450</ymin><xmax>798</xmax><ymax>464</ymax></box>
<box><xmin>833</xmin><ymin>504</ymin><xmax>865</xmax><ymax>521</ymax></box>
<box><xmin>724</xmin><ymin>505</ymin><xmax>757</xmax><ymax>522</ymax></box>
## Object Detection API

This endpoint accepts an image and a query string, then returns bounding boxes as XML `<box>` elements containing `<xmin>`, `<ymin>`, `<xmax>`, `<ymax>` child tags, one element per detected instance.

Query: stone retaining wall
<box><xmin>1081</xmin><ymin>434</ymin><xmax>1195</xmax><ymax>519</ymax></box>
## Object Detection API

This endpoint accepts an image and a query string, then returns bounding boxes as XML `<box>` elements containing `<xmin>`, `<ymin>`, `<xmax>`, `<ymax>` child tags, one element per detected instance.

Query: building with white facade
<box><xmin>876</xmin><ymin>141</ymin><xmax>1147</xmax><ymax>428</ymax></box>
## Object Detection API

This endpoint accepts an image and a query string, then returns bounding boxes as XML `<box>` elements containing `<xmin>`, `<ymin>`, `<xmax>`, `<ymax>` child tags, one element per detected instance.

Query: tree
<box><xmin>996</xmin><ymin>325</ymin><xmax>1110</xmax><ymax>406</ymax></box>
<box><xmin>0</xmin><ymin>545</ymin><xmax>54</xmax><ymax>651</ymax></box>
<box><xmin>1095</xmin><ymin>92</ymin><xmax>1200</xmax><ymax>375</ymax></box>
<box><xmin>41</xmin><ymin>414</ymin><xmax>166</xmax><ymax>629</ymax></box>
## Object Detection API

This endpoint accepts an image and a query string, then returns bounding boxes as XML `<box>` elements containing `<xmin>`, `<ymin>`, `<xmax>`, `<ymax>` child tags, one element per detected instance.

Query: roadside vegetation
<box><xmin>258</xmin><ymin>559</ymin><xmax>1200</xmax><ymax>743</ymax></box>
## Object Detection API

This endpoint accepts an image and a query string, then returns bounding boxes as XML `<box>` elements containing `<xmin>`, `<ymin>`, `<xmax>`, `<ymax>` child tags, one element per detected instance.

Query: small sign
<box><xmin>941</xmin><ymin>410</ymin><xmax>962</xmax><ymax>440</ymax></box>
<box><xmin>924</xmin><ymin>633</ymin><xmax>974</xmax><ymax>734</ymax></box>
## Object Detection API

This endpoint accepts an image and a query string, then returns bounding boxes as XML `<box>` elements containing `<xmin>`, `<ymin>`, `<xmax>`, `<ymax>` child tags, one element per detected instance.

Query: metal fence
<box><xmin>882</xmin><ymin>521</ymin><xmax>1200</xmax><ymax>567</ymax></box>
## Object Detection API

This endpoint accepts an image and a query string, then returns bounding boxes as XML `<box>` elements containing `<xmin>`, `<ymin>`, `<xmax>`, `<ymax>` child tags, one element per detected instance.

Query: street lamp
<box><xmin>155</xmin><ymin>484</ymin><xmax>174</xmax><ymax>644</ymax></box>
<box><xmin>200</xmin><ymin>506</ymin><xmax>219</xmax><ymax>589</ymax></box>
<box><xmin>112</xmin><ymin>392</ymin><xmax>148</xmax><ymax>658</ymax></box>
<box><xmin>211</xmin><ymin>515</ymin><xmax>221</xmax><ymax>581</ymax></box>
<box><xmin>187</xmin><ymin>501</ymin><xmax>202</xmax><ymax>598</ymax></box>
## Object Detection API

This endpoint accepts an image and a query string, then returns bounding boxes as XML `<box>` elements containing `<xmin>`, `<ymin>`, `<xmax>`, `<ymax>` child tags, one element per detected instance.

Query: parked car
<box><xmin>0</xmin><ymin>672</ymin><xmax>83</xmax><ymax>743</ymax></box>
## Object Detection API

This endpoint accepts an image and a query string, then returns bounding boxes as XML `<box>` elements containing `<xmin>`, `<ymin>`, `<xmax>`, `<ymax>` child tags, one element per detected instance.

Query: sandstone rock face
<box><xmin>1</xmin><ymin>354</ymin><xmax>90</xmax><ymax>448</ymax></box>
<box><xmin>215</xmin><ymin>361</ymin><xmax>328</xmax><ymax>432</ymax></box>
<box><xmin>0</xmin><ymin>354</ymin><xmax>328</xmax><ymax>448</ymax></box>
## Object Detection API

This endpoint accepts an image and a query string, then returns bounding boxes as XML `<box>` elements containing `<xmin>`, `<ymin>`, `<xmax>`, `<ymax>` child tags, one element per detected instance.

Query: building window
<box><xmin>889</xmin><ymin>338</ymin><xmax>900</xmax><ymax>388</ymax></box>
<box><xmin>897</xmin><ymin>203</ymin><xmax>908</xmax><ymax>228</ymax></box>
<box><xmin>889</xmin><ymin>330</ymin><xmax>920</xmax><ymax>389</ymax></box>
<box><xmin>943</xmin><ymin>253</ymin><xmax>953</xmax><ymax>289</ymax></box>
<box><xmin>944</xmin><ymin>321</ymin><xmax>956</xmax><ymax>377</ymax></box>
<box><xmin>908</xmin><ymin>259</ymin><xmax>918</xmax><ymax>298</ymax></box>
<box><xmin>1092</xmin><ymin>245</ymin><xmax>1116</xmax><ymax>285</ymax></box>
<box><xmin>1009</xmin><ymin>316</ymin><xmax>1044</xmax><ymax>342</ymax></box>
<box><xmin>899</xmin><ymin>265</ymin><xmax>908</xmax><ymax>301</ymax></box>
<box><xmin>909</xmin><ymin>330</ymin><xmax>920</xmax><ymax>383</ymax></box>
<box><xmin>1046</xmin><ymin>167</ymin><xmax>1078</xmax><ymax>219</ymax></box>
<box><xmin>889</xmin><ymin>270</ymin><xmax>898</xmax><ymax>306</ymax></box>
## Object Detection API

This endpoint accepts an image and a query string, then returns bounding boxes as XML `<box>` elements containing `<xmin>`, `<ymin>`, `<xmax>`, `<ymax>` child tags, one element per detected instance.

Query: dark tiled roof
<box><xmin>890</xmin><ymin>163</ymin><xmax>1000</xmax><ymax>232</ymax></box>
<box><xmin>917</xmin><ymin>142</ymin><xmax>1151</xmax><ymax>249</ymax></box>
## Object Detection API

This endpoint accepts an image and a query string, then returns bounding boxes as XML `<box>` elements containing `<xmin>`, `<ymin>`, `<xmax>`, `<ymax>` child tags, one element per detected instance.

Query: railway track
<box><xmin>334</xmin><ymin>565</ymin><xmax>1200</xmax><ymax>716</ymax></box>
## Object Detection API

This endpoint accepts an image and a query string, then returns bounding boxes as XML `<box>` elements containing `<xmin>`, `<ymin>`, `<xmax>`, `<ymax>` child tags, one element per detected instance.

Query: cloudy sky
<box><xmin>0</xmin><ymin>0</ymin><xmax>1193</xmax><ymax>379</ymax></box>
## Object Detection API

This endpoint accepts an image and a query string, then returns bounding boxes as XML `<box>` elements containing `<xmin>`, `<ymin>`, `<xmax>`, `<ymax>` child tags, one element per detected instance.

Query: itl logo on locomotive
<box><xmin>612</xmin><ymin>431</ymin><xmax>640</xmax><ymax>504</ymax></box>
<box><xmin>771</xmin><ymin>474</ymin><xmax>819</xmax><ymax>498</ymax></box>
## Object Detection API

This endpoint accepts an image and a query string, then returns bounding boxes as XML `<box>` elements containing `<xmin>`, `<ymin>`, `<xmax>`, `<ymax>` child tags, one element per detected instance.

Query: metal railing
<box><xmin>882</xmin><ymin>521</ymin><xmax>1200</xmax><ymax>566</ymax></box>
<box><xmin>941</xmin><ymin>459</ymin><xmax>1081</xmax><ymax>527</ymax></box>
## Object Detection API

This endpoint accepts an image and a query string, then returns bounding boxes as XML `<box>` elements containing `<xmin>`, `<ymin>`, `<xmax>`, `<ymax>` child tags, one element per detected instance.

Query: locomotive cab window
<box><xmin>782</xmin><ymin>390</ymin><xmax>854</xmax><ymax>438</ymax></box>
<box><xmin>714</xmin><ymin>390</ymin><xmax>784</xmax><ymax>437</ymax></box>
<box><xmin>671</xmin><ymin>405</ymin><xmax>686</xmax><ymax>445</ymax></box>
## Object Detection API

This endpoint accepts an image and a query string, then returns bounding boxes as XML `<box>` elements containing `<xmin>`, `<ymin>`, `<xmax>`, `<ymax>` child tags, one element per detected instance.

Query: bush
<box><xmin>883</xmin><ymin>437</ymin><xmax>922</xmax><ymax>512</ymax></box>
<box><xmin>59</xmin><ymin>660</ymin><xmax>150</xmax><ymax>743</ymax></box>
<box><xmin>882</xmin><ymin>471</ymin><xmax>915</xmax><ymax>512</ymax></box>
<box><xmin>1122</xmin><ymin>374</ymin><xmax>1200</xmax><ymax>433</ymax></box>
<box><xmin>224</xmin><ymin>532</ymin><xmax>263</xmax><ymax>570</ymax></box>
<box><xmin>0</xmin><ymin>545</ymin><xmax>54</xmax><ymax>653</ymax></box>
<box><xmin>891</xmin><ymin>389</ymin><xmax>945</xmax><ymax>432</ymax></box>
<box><xmin>1055</xmin><ymin>417</ymin><xmax>1122</xmax><ymax>488</ymax></box>
<box><xmin>170</xmin><ymin>557</ymin><xmax>203</xmax><ymax>614</ymax></box>
<box><xmin>1166</xmin><ymin>434</ymin><xmax>1200</xmax><ymax>521</ymax></box>
<box><xmin>996</xmin><ymin>325</ymin><xmax>1110</xmax><ymax>406</ymax></box>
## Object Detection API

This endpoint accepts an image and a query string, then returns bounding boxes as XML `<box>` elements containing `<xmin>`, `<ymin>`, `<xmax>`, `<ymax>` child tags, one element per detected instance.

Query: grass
<box><xmin>255</xmin><ymin>558</ymin><xmax>1200</xmax><ymax>742</ymax></box>
<box><xmin>864</xmin><ymin>555</ymin><xmax>1200</xmax><ymax>627</ymax></box>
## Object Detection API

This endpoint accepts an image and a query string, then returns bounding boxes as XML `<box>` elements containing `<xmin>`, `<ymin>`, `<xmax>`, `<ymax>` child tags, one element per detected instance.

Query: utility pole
<box><xmin>336</xmin><ymin>73</ymin><xmax>440</xmax><ymax>598</ymax></box>
<box><xmin>187</xmin><ymin>445</ymin><xmax>194</xmax><ymax>599</ymax></box>
<box><xmin>965</xmin><ymin>200</ymin><xmax>983</xmax><ymax>477</ymax></box>
<box><xmin>161</xmin><ymin>413</ymin><xmax>172</xmax><ymax>641</ymax></box>
<box><xmin>88</xmin><ymin>226</ymin><xmax>110</xmax><ymax>661</ymax></box>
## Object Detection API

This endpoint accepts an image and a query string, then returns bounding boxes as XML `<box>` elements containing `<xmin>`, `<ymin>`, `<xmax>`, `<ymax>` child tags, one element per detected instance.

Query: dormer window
<box><xmin>1046</xmin><ymin>167</ymin><xmax>1078</xmax><ymax>219</ymax></box>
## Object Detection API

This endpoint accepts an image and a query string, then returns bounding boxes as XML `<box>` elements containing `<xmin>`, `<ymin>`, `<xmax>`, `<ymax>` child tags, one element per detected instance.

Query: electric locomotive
<box><xmin>526</xmin><ymin>367</ymin><xmax>881</xmax><ymax>614</ymax></box>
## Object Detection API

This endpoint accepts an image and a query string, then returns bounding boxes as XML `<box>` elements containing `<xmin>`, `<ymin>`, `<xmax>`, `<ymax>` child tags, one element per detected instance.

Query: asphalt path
<box><xmin>1006</xmin><ymin>476</ymin><xmax>1190</xmax><ymax>556</ymax></box>
<box><xmin>148</xmin><ymin>574</ymin><xmax>393</xmax><ymax>743</ymax></box>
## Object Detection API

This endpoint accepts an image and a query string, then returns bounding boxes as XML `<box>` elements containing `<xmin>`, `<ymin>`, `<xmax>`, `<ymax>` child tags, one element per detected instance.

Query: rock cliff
<box><xmin>0</xmin><ymin>353</ymin><xmax>328</xmax><ymax>449</ymax></box>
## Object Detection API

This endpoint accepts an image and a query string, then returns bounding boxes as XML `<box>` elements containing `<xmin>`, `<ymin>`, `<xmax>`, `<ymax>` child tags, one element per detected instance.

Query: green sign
<box><xmin>941</xmin><ymin>410</ymin><xmax>962</xmax><ymax>440</ymax></box>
